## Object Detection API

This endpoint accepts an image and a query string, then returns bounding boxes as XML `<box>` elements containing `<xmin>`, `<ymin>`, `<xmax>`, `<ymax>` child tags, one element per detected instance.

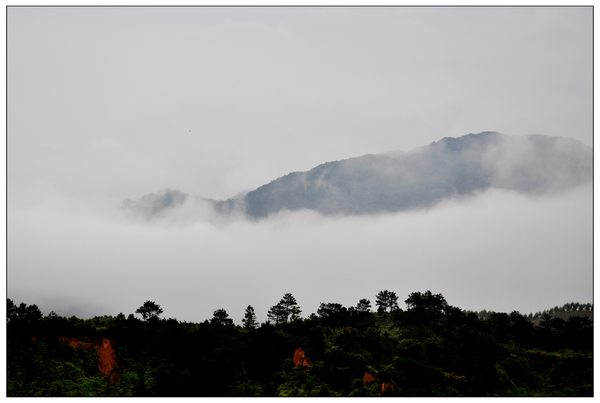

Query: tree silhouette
<box><xmin>7</xmin><ymin>298</ymin><xmax>16</xmax><ymax>323</ymax></box>
<box><xmin>242</xmin><ymin>305</ymin><xmax>258</xmax><ymax>329</ymax></box>
<box><xmin>355</xmin><ymin>298</ymin><xmax>372</xmax><ymax>313</ymax></box>
<box><xmin>136</xmin><ymin>300</ymin><xmax>163</xmax><ymax>321</ymax></box>
<box><xmin>405</xmin><ymin>291</ymin><xmax>447</xmax><ymax>319</ymax></box>
<box><xmin>5</xmin><ymin>293</ymin><xmax>595</xmax><ymax>397</ymax></box>
<box><xmin>211</xmin><ymin>309</ymin><xmax>234</xmax><ymax>326</ymax></box>
<box><xmin>6</xmin><ymin>299</ymin><xmax>42</xmax><ymax>325</ymax></box>
<box><xmin>267</xmin><ymin>293</ymin><xmax>301</xmax><ymax>324</ymax></box>
<box><xmin>375</xmin><ymin>290</ymin><xmax>399</xmax><ymax>313</ymax></box>
<box><xmin>317</xmin><ymin>303</ymin><xmax>345</xmax><ymax>319</ymax></box>
<box><xmin>267</xmin><ymin>303</ymin><xmax>286</xmax><ymax>325</ymax></box>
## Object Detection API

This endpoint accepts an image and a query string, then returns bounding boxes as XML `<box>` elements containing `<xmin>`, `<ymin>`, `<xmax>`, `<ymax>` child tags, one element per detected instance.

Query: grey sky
<box><xmin>7</xmin><ymin>7</ymin><xmax>592</xmax><ymax>321</ymax></box>
<box><xmin>9</xmin><ymin>7</ymin><xmax>592</xmax><ymax>202</ymax></box>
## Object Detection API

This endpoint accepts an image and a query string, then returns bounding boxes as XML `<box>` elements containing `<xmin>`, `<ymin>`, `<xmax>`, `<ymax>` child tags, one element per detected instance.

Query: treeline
<box><xmin>6</xmin><ymin>291</ymin><xmax>593</xmax><ymax>397</ymax></box>
<box><xmin>477</xmin><ymin>302</ymin><xmax>593</xmax><ymax>322</ymax></box>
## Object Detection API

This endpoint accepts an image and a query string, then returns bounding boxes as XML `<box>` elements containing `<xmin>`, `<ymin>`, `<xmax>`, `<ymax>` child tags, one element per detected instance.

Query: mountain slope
<box><xmin>122</xmin><ymin>189</ymin><xmax>189</xmax><ymax>219</ymax></box>
<box><xmin>123</xmin><ymin>132</ymin><xmax>591</xmax><ymax>220</ymax></box>
<box><xmin>217</xmin><ymin>132</ymin><xmax>591</xmax><ymax>218</ymax></box>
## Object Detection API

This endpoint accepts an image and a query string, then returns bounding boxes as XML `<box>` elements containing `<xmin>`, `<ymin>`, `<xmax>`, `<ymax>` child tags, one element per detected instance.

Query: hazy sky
<box><xmin>9</xmin><ymin>6</ymin><xmax>592</xmax><ymax>202</ymax></box>
<box><xmin>7</xmin><ymin>7</ymin><xmax>592</xmax><ymax>321</ymax></box>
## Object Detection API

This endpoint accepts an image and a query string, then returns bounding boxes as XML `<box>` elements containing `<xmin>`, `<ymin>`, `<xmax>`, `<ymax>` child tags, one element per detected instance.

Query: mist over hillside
<box><xmin>124</xmin><ymin>132</ymin><xmax>592</xmax><ymax>220</ymax></box>
<box><xmin>122</xmin><ymin>189</ymin><xmax>188</xmax><ymax>219</ymax></box>
<box><xmin>19</xmin><ymin>130</ymin><xmax>588</xmax><ymax>321</ymax></box>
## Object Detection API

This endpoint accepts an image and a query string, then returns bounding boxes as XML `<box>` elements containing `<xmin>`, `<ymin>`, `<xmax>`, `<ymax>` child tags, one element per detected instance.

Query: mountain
<box><xmin>122</xmin><ymin>189</ymin><xmax>188</xmax><ymax>219</ymax></box>
<box><xmin>124</xmin><ymin>132</ymin><xmax>592</xmax><ymax>219</ymax></box>
<box><xmin>217</xmin><ymin>132</ymin><xmax>591</xmax><ymax>218</ymax></box>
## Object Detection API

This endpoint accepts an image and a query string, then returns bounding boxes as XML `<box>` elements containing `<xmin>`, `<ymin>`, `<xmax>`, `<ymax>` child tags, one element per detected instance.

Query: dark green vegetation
<box><xmin>7</xmin><ymin>291</ymin><xmax>593</xmax><ymax>397</ymax></box>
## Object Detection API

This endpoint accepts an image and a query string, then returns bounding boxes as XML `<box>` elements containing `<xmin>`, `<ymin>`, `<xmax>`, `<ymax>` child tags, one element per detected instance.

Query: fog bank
<box><xmin>8</xmin><ymin>185</ymin><xmax>592</xmax><ymax>323</ymax></box>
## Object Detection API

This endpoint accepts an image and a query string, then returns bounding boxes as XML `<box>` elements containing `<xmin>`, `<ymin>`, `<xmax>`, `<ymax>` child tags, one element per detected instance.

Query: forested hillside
<box><xmin>6</xmin><ymin>291</ymin><xmax>593</xmax><ymax>397</ymax></box>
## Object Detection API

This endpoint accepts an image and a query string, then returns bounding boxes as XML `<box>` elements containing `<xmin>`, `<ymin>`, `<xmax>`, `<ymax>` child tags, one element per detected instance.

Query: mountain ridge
<box><xmin>123</xmin><ymin>132</ymin><xmax>592</xmax><ymax>220</ymax></box>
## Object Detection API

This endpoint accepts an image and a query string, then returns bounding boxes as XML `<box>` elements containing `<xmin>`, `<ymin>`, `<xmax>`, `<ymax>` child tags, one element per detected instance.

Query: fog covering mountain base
<box><xmin>9</xmin><ymin>131</ymin><xmax>592</xmax><ymax>322</ymax></box>
<box><xmin>124</xmin><ymin>132</ymin><xmax>592</xmax><ymax>219</ymax></box>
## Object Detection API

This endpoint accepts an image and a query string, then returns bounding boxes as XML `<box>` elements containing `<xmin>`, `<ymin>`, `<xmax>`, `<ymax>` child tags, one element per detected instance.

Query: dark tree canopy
<box><xmin>7</xmin><ymin>298</ymin><xmax>16</xmax><ymax>323</ymax></box>
<box><xmin>267</xmin><ymin>303</ymin><xmax>286</xmax><ymax>325</ymax></box>
<box><xmin>405</xmin><ymin>291</ymin><xmax>447</xmax><ymax>319</ymax></box>
<box><xmin>211</xmin><ymin>309</ymin><xmax>234</xmax><ymax>326</ymax></box>
<box><xmin>7</xmin><ymin>299</ymin><xmax>42</xmax><ymax>325</ymax></box>
<box><xmin>242</xmin><ymin>305</ymin><xmax>258</xmax><ymax>329</ymax></box>
<box><xmin>355</xmin><ymin>298</ymin><xmax>372</xmax><ymax>313</ymax></box>
<box><xmin>317</xmin><ymin>303</ymin><xmax>345</xmax><ymax>319</ymax></box>
<box><xmin>135</xmin><ymin>301</ymin><xmax>163</xmax><ymax>321</ymax></box>
<box><xmin>267</xmin><ymin>293</ymin><xmax>301</xmax><ymax>324</ymax></box>
<box><xmin>376</xmin><ymin>290</ymin><xmax>399</xmax><ymax>313</ymax></box>
<box><xmin>6</xmin><ymin>292</ymin><xmax>593</xmax><ymax>397</ymax></box>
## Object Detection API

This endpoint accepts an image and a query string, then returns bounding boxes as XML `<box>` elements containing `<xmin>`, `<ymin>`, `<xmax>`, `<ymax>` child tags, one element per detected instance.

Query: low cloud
<box><xmin>8</xmin><ymin>184</ymin><xmax>592</xmax><ymax>323</ymax></box>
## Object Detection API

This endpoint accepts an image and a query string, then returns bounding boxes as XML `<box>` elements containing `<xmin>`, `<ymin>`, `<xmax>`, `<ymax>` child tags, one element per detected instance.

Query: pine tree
<box><xmin>375</xmin><ymin>290</ymin><xmax>399</xmax><ymax>313</ymax></box>
<box><xmin>355</xmin><ymin>298</ymin><xmax>372</xmax><ymax>313</ymax></box>
<box><xmin>135</xmin><ymin>301</ymin><xmax>163</xmax><ymax>321</ymax></box>
<box><xmin>242</xmin><ymin>305</ymin><xmax>258</xmax><ymax>329</ymax></box>
<box><xmin>267</xmin><ymin>293</ymin><xmax>302</xmax><ymax>324</ymax></box>
<box><xmin>211</xmin><ymin>309</ymin><xmax>234</xmax><ymax>326</ymax></box>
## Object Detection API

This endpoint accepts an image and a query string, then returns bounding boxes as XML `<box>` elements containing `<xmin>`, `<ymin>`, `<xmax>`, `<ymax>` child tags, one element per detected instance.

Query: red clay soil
<box><xmin>293</xmin><ymin>347</ymin><xmax>311</xmax><ymax>368</ymax></box>
<box><xmin>380</xmin><ymin>381</ymin><xmax>395</xmax><ymax>394</ymax></box>
<box><xmin>58</xmin><ymin>337</ymin><xmax>96</xmax><ymax>351</ymax></box>
<box><xmin>58</xmin><ymin>336</ymin><xmax>119</xmax><ymax>384</ymax></box>
<box><xmin>97</xmin><ymin>338</ymin><xmax>119</xmax><ymax>384</ymax></box>
<box><xmin>362</xmin><ymin>371</ymin><xmax>377</xmax><ymax>385</ymax></box>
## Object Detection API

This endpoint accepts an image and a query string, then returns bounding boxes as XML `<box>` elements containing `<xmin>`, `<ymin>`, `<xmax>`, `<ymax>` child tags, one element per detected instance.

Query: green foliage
<box><xmin>317</xmin><ymin>303</ymin><xmax>349</xmax><ymax>327</ymax></box>
<box><xmin>6</xmin><ymin>293</ymin><xmax>593</xmax><ymax>397</ymax></box>
<box><xmin>7</xmin><ymin>336</ymin><xmax>107</xmax><ymax>397</ymax></box>
<box><xmin>530</xmin><ymin>302</ymin><xmax>593</xmax><ymax>322</ymax></box>
<box><xmin>405</xmin><ymin>290</ymin><xmax>448</xmax><ymax>320</ymax></box>
<box><xmin>278</xmin><ymin>362</ymin><xmax>337</xmax><ymax>397</ymax></box>
<box><xmin>375</xmin><ymin>290</ymin><xmax>399</xmax><ymax>313</ymax></box>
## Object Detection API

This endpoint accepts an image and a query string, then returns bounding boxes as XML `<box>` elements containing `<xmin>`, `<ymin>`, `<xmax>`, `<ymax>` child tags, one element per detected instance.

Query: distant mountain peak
<box><xmin>219</xmin><ymin>132</ymin><xmax>591</xmax><ymax>218</ymax></box>
<box><xmin>122</xmin><ymin>189</ymin><xmax>188</xmax><ymax>219</ymax></box>
<box><xmin>125</xmin><ymin>132</ymin><xmax>592</xmax><ymax>220</ymax></box>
